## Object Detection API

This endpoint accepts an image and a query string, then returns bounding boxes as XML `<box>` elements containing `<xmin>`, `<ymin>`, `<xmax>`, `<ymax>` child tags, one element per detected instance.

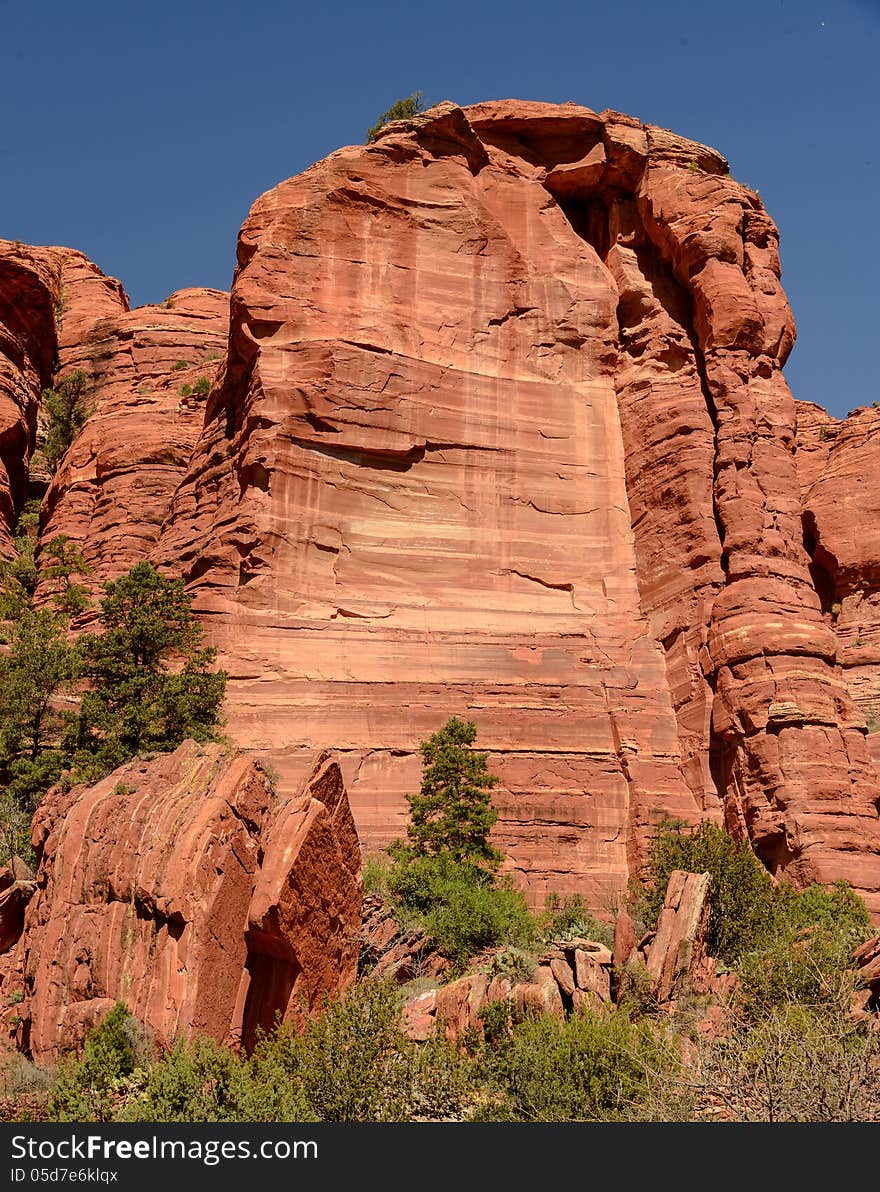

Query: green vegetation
<box><xmin>367</xmin><ymin>717</ymin><xmax>537</xmax><ymax>968</ymax></box>
<box><xmin>404</xmin><ymin>716</ymin><xmax>501</xmax><ymax>873</ymax></box>
<box><xmin>73</xmin><ymin>562</ymin><xmax>227</xmax><ymax>780</ymax></box>
<box><xmin>473</xmin><ymin>1004</ymin><xmax>682</xmax><ymax>1121</ymax></box>
<box><xmin>388</xmin><ymin>854</ymin><xmax>535</xmax><ymax>968</ymax></box>
<box><xmin>8</xmin><ymin>821</ymin><xmax>880</xmax><ymax>1123</ymax></box>
<box><xmin>35</xmin><ymin>983</ymin><xmax>688</xmax><ymax>1124</ymax></box>
<box><xmin>171</xmin><ymin>360</ymin><xmax>188</xmax><ymax>371</ymax></box>
<box><xmin>50</xmin><ymin>1002</ymin><xmax>152</xmax><ymax>1122</ymax></box>
<box><xmin>180</xmin><ymin>383</ymin><xmax>192</xmax><ymax>397</ymax></box>
<box><xmin>43</xmin><ymin>370</ymin><xmax>91</xmax><ymax>473</ymax></box>
<box><xmin>192</xmin><ymin>376</ymin><xmax>210</xmax><ymax>396</ymax></box>
<box><xmin>539</xmin><ymin>892</ymin><xmax>614</xmax><ymax>949</ymax></box>
<box><xmin>636</xmin><ymin>819</ymin><xmax>872</xmax><ymax>1014</ymax></box>
<box><xmin>0</xmin><ymin>551</ymin><xmax>226</xmax><ymax>865</ymax></box>
<box><xmin>636</xmin><ymin>818</ymin><xmax>778</xmax><ymax>962</ymax></box>
<box><xmin>44</xmin><ymin>985</ymin><xmax>474</xmax><ymax>1123</ymax></box>
<box><xmin>366</xmin><ymin>91</ymin><xmax>425</xmax><ymax>143</ymax></box>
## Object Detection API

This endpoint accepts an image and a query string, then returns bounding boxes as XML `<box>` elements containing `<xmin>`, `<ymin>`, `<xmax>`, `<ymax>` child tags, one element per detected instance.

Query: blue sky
<box><xmin>1</xmin><ymin>0</ymin><xmax>877</xmax><ymax>417</ymax></box>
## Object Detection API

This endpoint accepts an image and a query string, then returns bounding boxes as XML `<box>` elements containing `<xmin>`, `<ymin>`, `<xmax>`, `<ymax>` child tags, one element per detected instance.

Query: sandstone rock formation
<box><xmin>397</xmin><ymin>869</ymin><xmax>722</xmax><ymax>1040</ymax></box>
<box><xmin>9</xmin><ymin>741</ymin><xmax>361</xmax><ymax>1061</ymax></box>
<box><xmin>0</xmin><ymin>242</ymin><xmax>62</xmax><ymax>553</ymax></box>
<box><xmin>796</xmin><ymin>403</ymin><xmax>880</xmax><ymax>769</ymax></box>
<box><xmin>152</xmin><ymin>100</ymin><xmax>880</xmax><ymax>910</ymax></box>
<box><xmin>4</xmin><ymin>99</ymin><xmax>880</xmax><ymax>918</ymax></box>
<box><xmin>39</xmin><ymin>263</ymin><xmax>228</xmax><ymax>604</ymax></box>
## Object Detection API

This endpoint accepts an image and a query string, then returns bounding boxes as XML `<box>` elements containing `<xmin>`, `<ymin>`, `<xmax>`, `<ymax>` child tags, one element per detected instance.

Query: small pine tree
<box><xmin>43</xmin><ymin>370</ymin><xmax>91</xmax><ymax>473</ymax></box>
<box><xmin>405</xmin><ymin>717</ymin><xmax>501</xmax><ymax>873</ymax></box>
<box><xmin>366</xmin><ymin>91</ymin><xmax>425</xmax><ymax>143</ymax></box>
<box><xmin>75</xmin><ymin>562</ymin><xmax>226</xmax><ymax>776</ymax></box>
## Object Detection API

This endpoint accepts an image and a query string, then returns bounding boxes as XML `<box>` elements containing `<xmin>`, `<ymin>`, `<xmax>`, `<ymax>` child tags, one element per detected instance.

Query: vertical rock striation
<box><xmin>796</xmin><ymin>403</ymin><xmax>880</xmax><ymax>774</ymax></box>
<box><xmin>0</xmin><ymin>242</ymin><xmax>62</xmax><ymax>553</ymax></box>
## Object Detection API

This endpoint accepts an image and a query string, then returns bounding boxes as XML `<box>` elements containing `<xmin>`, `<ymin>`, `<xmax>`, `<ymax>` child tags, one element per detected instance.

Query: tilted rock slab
<box><xmin>17</xmin><ymin>741</ymin><xmax>362</xmax><ymax>1061</ymax></box>
<box><xmin>645</xmin><ymin>869</ymin><xmax>711</xmax><ymax>1002</ymax></box>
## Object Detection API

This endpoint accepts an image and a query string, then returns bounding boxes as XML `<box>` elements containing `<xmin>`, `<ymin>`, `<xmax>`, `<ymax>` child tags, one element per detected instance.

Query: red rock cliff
<box><xmin>7</xmin><ymin>101</ymin><xmax>880</xmax><ymax>914</ymax></box>
<box><xmin>150</xmin><ymin>100</ymin><xmax>880</xmax><ymax>910</ymax></box>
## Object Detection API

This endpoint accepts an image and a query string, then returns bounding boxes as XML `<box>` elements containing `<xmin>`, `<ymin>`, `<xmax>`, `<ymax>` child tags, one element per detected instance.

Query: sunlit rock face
<box><xmin>11</xmin><ymin>101</ymin><xmax>880</xmax><ymax>912</ymax></box>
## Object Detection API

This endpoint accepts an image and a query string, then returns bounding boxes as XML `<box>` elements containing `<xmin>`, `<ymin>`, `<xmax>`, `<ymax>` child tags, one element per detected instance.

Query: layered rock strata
<box><xmin>0</xmin><ymin>242</ymin><xmax>62</xmax><ymax>553</ymax></box>
<box><xmin>153</xmin><ymin>100</ymin><xmax>880</xmax><ymax>909</ymax></box>
<box><xmin>5</xmin><ymin>100</ymin><xmax>880</xmax><ymax>912</ymax></box>
<box><xmin>38</xmin><ymin>263</ymin><xmax>228</xmax><ymax>602</ymax></box>
<box><xmin>10</xmin><ymin>741</ymin><xmax>361</xmax><ymax>1061</ymax></box>
<box><xmin>796</xmin><ymin>402</ymin><xmax>880</xmax><ymax>768</ymax></box>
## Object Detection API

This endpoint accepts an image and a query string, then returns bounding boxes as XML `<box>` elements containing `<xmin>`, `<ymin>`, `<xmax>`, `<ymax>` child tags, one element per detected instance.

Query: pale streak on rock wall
<box><xmin>14</xmin><ymin>101</ymin><xmax>880</xmax><ymax>912</ymax></box>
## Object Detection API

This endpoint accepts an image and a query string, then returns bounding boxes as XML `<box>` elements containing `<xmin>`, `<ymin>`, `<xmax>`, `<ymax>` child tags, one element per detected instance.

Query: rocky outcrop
<box><xmin>398</xmin><ymin>869</ymin><xmax>723</xmax><ymax>1040</ymax></box>
<box><xmin>36</xmin><ymin>261</ymin><xmax>228</xmax><ymax>603</ymax></box>
<box><xmin>10</xmin><ymin>741</ymin><xmax>361</xmax><ymax>1061</ymax></box>
<box><xmin>796</xmin><ymin>403</ymin><xmax>880</xmax><ymax>770</ymax></box>
<box><xmin>400</xmin><ymin>936</ymin><xmax>613</xmax><ymax>1042</ymax></box>
<box><xmin>148</xmin><ymin>99</ymin><xmax>880</xmax><ymax>909</ymax></box>
<box><xmin>643</xmin><ymin>870</ymin><xmax>711</xmax><ymax>1002</ymax></box>
<box><xmin>0</xmin><ymin>242</ymin><xmax>62</xmax><ymax>553</ymax></box>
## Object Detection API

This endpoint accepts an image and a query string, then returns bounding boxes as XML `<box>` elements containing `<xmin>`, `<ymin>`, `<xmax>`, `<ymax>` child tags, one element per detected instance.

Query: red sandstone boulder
<box><xmin>18</xmin><ymin>741</ymin><xmax>362</xmax><ymax>1061</ymax></box>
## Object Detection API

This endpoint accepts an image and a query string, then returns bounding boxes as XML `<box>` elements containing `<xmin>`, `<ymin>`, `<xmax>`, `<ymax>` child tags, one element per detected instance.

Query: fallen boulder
<box><xmin>17</xmin><ymin>740</ymin><xmax>362</xmax><ymax>1061</ymax></box>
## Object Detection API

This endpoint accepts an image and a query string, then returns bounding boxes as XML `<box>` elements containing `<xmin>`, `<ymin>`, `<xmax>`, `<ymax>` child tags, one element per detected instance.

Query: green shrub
<box><xmin>736</xmin><ymin>881</ymin><xmax>871</xmax><ymax>1013</ymax></box>
<box><xmin>694</xmin><ymin>1001</ymin><xmax>880</xmax><ymax>1121</ymax></box>
<box><xmin>639</xmin><ymin>820</ymin><xmax>872</xmax><ymax>1014</ymax></box>
<box><xmin>180</xmin><ymin>383</ymin><xmax>192</xmax><ymax>397</ymax></box>
<box><xmin>49</xmin><ymin>1002</ymin><xmax>149</xmax><ymax>1122</ymax></box>
<box><xmin>541</xmin><ymin>892</ymin><xmax>613</xmax><ymax>948</ymax></box>
<box><xmin>386</xmin><ymin>853</ymin><xmax>534</xmax><ymax>969</ymax></box>
<box><xmin>192</xmin><ymin>376</ymin><xmax>210</xmax><ymax>396</ymax></box>
<box><xmin>490</xmin><ymin>946</ymin><xmax>536</xmax><ymax>985</ymax></box>
<box><xmin>253</xmin><ymin>980</ymin><xmax>472</xmax><ymax>1122</ymax></box>
<box><xmin>43</xmin><ymin>370</ymin><xmax>91</xmax><ymax>473</ymax></box>
<box><xmin>171</xmin><ymin>360</ymin><xmax>188</xmax><ymax>371</ymax></box>
<box><xmin>474</xmin><ymin>1005</ymin><xmax>680</xmax><ymax>1121</ymax></box>
<box><xmin>120</xmin><ymin>1036</ymin><xmax>312</xmax><ymax>1123</ymax></box>
<box><xmin>121</xmin><ymin>982</ymin><xmax>474</xmax><ymax>1123</ymax></box>
<box><xmin>366</xmin><ymin>91</ymin><xmax>425</xmax><ymax>143</ymax></box>
<box><xmin>361</xmin><ymin>851</ymin><xmax>392</xmax><ymax>895</ymax></box>
<box><xmin>423</xmin><ymin>881</ymin><xmax>534</xmax><ymax>968</ymax></box>
<box><xmin>637</xmin><ymin>819</ymin><xmax>777</xmax><ymax>962</ymax></box>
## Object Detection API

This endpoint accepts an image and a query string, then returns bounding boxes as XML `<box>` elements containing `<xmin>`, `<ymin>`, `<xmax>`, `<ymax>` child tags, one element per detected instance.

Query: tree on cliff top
<box><xmin>366</xmin><ymin>91</ymin><xmax>425</xmax><ymax>143</ymax></box>
<box><xmin>404</xmin><ymin>716</ymin><xmax>502</xmax><ymax>874</ymax></box>
<box><xmin>74</xmin><ymin>562</ymin><xmax>227</xmax><ymax>778</ymax></box>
